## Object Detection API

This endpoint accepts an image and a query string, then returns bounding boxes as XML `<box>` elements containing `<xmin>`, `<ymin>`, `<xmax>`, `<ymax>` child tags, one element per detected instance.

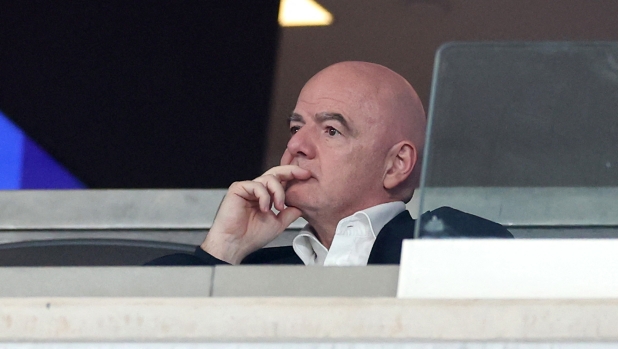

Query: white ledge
<box><xmin>2</xmin><ymin>298</ymin><xmax>618</xmax><ymax>341</ymax></box>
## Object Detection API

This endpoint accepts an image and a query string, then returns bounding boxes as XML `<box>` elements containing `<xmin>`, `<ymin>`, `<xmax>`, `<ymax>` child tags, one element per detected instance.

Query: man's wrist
<box><xmin>200</xmin><ymin>233</ymin><xmax>247</xmax><ymax>265</ymax></box>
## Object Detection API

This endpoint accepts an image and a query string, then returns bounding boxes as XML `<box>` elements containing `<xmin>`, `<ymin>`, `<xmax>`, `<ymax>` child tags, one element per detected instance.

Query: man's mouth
<box><xmin>292</xmin><ymin>164</ymin><xmax>315</xmax><ymax>179</ymax></box>
<box><xmin>285</xmin><ymin>176</ymin><xmax>314</xmax><ymax>190</ymax></box>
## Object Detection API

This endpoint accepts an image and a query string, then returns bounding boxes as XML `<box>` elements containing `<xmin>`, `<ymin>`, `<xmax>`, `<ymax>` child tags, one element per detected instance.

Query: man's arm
<box><xmin>144</xmin><ymin>246</ymin><xmax>230</xmax><ymax>266</ymax></box>
<box><xmin>144</xmin><ymin>165</ymin><xmax>310</xmax><ymax>266</ymax></box>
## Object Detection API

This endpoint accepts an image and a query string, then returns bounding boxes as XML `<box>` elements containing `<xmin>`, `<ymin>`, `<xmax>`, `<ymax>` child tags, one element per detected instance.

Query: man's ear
<box><xmin>383</xmin><ymin>141</ymin><xmax>417</xmax><ymax>190</ymax></box>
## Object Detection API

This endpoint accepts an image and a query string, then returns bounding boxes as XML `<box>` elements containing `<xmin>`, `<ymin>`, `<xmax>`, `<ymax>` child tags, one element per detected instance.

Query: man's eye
<box><xmin>290</xmin><ymin>126</ymin><xmax>300</xmax><ymax>134</ymax></box>
<box><xmin>326</xmin><ymin>126</ymin><xmax>340</xmax><ymax>136</ymax></box>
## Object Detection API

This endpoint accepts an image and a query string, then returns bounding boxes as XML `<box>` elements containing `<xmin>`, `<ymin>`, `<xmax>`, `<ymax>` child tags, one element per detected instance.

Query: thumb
<box><xmin>276</xmin><ymin>206</ymin><xmax>302</xmax><ymax>229</ymax></box>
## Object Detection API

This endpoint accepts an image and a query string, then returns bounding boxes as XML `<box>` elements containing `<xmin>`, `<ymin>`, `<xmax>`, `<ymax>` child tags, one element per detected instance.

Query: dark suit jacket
<box><xmin>146</xmin><ymin>206</ymin><xmax>513</xmax><ymax>266</ymax></box>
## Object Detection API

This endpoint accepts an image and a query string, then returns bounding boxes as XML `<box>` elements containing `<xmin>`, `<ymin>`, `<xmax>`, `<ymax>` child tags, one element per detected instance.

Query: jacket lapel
<box><xmin>367</xmin><ymin>210</ymin><xmax>415</xmax><ymax>264</ymax></box>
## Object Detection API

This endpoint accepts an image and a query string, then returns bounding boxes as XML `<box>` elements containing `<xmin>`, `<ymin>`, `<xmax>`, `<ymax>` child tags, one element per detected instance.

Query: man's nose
<box><xmin>285</xmin><ymin>127</ymin><xmax>316</xmax><ymax>160</ymax></box>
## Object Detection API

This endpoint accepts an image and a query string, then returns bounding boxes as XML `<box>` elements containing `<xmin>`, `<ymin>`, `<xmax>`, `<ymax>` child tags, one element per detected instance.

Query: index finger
<box><xmin>261</xmin><ymin>165</ymin><xmax>311</xmax><ymax>181</ymax></box>
<box><xmin>280</xmin><ymin>149</ymin><xmax>293</xmax><ymax>166</ymax></box>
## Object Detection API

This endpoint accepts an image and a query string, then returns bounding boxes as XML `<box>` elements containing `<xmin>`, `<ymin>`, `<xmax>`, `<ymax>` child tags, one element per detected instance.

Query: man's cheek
<box><xmin>284</xmin><ymin>179</ymin><xmax>298</xmax><ymax>191</ymax></box>
<box><xmin>283</xmin><ymin>184</ymin><xmax>307</xmax><ymax>206</ymax></box>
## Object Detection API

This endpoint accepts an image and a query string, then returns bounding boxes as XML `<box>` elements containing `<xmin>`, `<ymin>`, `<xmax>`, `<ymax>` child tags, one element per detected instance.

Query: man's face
<box><xmin>281</xmin><ymin>72</ymin><xmax>391</xmax><ymax>220</ymax></box>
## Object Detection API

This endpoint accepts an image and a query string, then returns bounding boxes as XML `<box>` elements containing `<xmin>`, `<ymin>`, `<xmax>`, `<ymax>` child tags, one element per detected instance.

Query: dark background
<box><xmin>3</xmin><ymin>1</ymin><xmax>618</xmax><ymax>188</ymax></box>
<box><xmin>0</xmin><ymin>1</ymin><xmax>280</xmax><ymax>188</ymax></box>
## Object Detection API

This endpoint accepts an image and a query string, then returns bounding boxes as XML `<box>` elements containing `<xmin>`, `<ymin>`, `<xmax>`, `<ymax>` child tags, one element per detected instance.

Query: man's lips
<box><xmin>285</xmin><ymin>175</ymin><xmax>315</xmax><ymax>190</ymax></box>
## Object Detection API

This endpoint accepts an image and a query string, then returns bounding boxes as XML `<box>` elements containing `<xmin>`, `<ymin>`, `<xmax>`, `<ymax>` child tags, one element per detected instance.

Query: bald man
<box><xmin>149</xmin><ymin>62</ymin><xmax>511</xmax><ymax>266</ymax></box>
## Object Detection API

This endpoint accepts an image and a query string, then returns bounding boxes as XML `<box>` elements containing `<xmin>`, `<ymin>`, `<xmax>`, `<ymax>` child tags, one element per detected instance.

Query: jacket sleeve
<box><xmin>144</xmin><ymin>246</ymin><xmax>231</xmax><ymax>266</ymax></box>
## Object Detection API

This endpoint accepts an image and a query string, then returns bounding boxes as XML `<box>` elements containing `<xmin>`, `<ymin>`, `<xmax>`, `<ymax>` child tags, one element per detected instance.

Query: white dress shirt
<box><xmin>292</xmin><ymin>201</ymin><xmax>406</xmax><ymax>266</ymax></box>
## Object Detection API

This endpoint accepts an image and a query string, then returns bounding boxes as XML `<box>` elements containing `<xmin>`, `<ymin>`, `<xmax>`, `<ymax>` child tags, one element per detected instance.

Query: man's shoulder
<box><xmin>376</xmin><ymin>206</ymin><xmax>513</xmax><ymax>244</ymax></box>
<box><xmin>422</xmin><ymin>206</ymin><xmax>513</xmax><ymax>238</ymax></box>
<box><xmin>367</xmin><ymin>206</ymin><xmax>512</xmax><ymax>264</ymax></box>
<box><xmin>378</xmin><ymin>206</ymin><xmax>513</xmax><ymax>238</ymax></box>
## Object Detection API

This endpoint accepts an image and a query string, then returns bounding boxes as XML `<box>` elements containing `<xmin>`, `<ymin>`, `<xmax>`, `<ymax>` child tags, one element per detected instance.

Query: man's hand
<box><xmin>200</xmin><ymin>165</ymin><xmax>311</xmax><ymax>264</ymax></box>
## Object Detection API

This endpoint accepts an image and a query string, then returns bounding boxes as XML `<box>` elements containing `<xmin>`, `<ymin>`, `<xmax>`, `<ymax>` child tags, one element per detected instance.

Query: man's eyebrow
<box><xmin>288</xmin><ymin>113</ymin><xmax>304</xmax><ymax>124</ymax></box>
<box><xmin>315</xmin><ymin>112</ymin><xmax>353</xmax><ymax>133</ymax></box>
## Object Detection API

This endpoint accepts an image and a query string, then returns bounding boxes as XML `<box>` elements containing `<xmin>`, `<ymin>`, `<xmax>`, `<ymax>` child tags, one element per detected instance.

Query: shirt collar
<box><xmin>354</xmin><ymin>201</ymin><xmax>406</xmax><ymax>239</ymax></box>
<box><xmin>292</xmin><ymin>201</ymin><xmax>406</xmax><ymax>266</ymax></box>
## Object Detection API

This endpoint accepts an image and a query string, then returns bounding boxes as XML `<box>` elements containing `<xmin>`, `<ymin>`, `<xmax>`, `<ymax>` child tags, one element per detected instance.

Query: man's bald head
<box><xmin>283</xmin><ymin>61</ymin><xmax>426</xmax><ymax>230</ymax></box>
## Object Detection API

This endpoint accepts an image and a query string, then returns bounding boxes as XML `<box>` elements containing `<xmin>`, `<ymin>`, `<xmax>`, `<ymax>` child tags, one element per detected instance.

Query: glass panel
<box><xmin>417</xmin><ymin>42</ymin><xmax>618</xmax><ymax>238</ymax></box>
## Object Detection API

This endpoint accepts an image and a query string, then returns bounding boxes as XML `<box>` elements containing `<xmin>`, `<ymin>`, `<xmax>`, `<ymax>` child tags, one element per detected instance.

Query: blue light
<box><xmin>0</xmin><ymin>111</ymin><xmax>24</xmax><ymax>189</ymax></box>
<box><xmin>0</xmin><ymin>109</ymin><xmax>84</xmax><ymax>189</ymax></box>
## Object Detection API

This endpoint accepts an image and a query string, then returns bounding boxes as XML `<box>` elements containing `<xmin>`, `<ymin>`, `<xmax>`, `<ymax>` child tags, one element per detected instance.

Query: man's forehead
<box><xmin>291</xmin><ymin>68</ymin><xmax>387</xmax><ymax>129</ymax></box>
<box><xmin>299</xmin><ymin>69</ymin><xmax>377</xmax><ymax>107</ymax></box>
<box><xmin>293</xmin><ymin>90</ymin><xmax>371</xmax><ymax>121</ymax></box>
<box><xmin>289</xmin><ymin>111</ymin><xmax>347</xmax><ymax>124</ymax></box>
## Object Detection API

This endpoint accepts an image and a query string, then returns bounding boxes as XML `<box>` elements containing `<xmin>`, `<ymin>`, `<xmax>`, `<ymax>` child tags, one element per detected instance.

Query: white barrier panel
<box><xmin>4</xmin><ymin>298</ymin><xmax>618</xmax><ymax>341</ymax></box>
<box><xmin>398</xmin><ymin>239</ymin><xmax>618</xmax><ymax>299</ymax></box>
